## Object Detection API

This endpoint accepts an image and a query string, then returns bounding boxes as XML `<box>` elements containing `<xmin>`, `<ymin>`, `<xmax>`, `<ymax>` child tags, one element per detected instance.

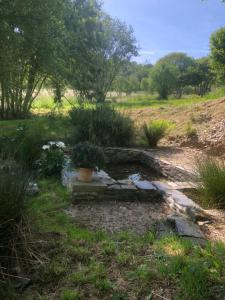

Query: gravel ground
<box><xmin>66</xmin><ymin>200</ymin><xmax>172</xmax><ymax>235</ymax></box>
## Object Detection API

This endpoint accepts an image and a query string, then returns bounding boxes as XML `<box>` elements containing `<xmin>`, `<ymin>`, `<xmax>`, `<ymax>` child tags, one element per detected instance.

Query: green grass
<box><xmin>11</xmin><ymin>179</ymin><xmax>224</xmax><ymax>300</ymax></box>
<box><xmin>0</xmin><ymin>114</ymin><xmax>72</xmax><ymax>143</ymax></box>
<box><xmin>196</xmin><ymin>157</ymin><xmax>225</xmax><ymax>208</ymax></box>
<box><xmin>113</xmin><ymin>87</ymin><xmax>225</xmax><ymax>109</ymax></box>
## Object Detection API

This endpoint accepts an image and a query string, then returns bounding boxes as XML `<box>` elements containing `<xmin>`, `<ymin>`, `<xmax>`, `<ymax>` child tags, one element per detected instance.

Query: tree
<box><xmin>0</xmin><ymin>0</ymin><xmax>68</xmax><ymax>119</ymax></box>
<box><xmin>149</xmin><ymin>62</ymin><xmax>179</xmax><ymax>100</ymax></box>
<box><xmin>158</xmin><ymin>53</ymin><xmax>195</xmax><ymax>98</ymax></box>
<box><xmin>187</xmin><ymin>57</ymin><xmax>215</xmax><ymax>96</ymax></box>
<box><xmin>68</xmin><ymin>13</ymin><xmax>138</xmax><ymax>102</ymax></box>
<box><xmin>210</xmin><ymin>27</ymin><xmax>225</xmax><ymax>82</ymax></box>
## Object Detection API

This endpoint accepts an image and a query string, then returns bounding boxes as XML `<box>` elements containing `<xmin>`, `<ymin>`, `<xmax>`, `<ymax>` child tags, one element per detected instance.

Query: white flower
<box><xmin>49</xmin><ymin>141</ymin><xmax>56</xmax><ymax>146</ymax></box>
<box><xmin>42</xmin><ymin>145</ymin><xmax>50</xmax><ymax>150</ymax></box>
<box><xmin>56</xmin><ymin>141</ymin><xmax>66</xmax><ymax>149</ymax></box>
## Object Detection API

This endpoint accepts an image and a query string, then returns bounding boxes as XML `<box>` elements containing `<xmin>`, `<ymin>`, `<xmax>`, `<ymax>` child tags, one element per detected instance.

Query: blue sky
<box><xmin>103</xmin><ymin>0</ymin><xmax>225</xmax><ymax>64</ymax></box>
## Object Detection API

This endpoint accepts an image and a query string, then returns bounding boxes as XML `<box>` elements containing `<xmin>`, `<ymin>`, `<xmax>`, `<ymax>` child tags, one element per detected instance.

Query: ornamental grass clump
<box><xmin>0</xmin><ymin>160</ymin><xmax>29</xmax><ymax>257</ymax></box>
<box><xmin>143</xmin><ymin>120</ymin><xmax>172</xmax><ymax>147</ymax></box>
<box><xmin>196</xmin><ymin>157</ymin><xmax>225</xmax><ymax>208</ymax></box>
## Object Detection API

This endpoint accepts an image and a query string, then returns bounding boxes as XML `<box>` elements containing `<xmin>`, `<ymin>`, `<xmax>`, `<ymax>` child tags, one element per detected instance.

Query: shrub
<box><xmin>196</xmin><ymin>157</ymin><xmax>225</xmax><ymax>208</ymax></box>
<box><xmin>0</xmin><ymin>123</ymin><xmax>44</xmax><ymax>169</ymax></box>
<box><xmin>72</xmin><ymin>142</ymin><xmax>105</xmax><ymax>171</ymax></box>
<box><xmin>186</xmin><ymin>121</ymin><xmax>197</xmax><ymax>138</ymax></box>
<box><xmin>69</xmin><ymin>104</ymin><xmax>134</xmax><ymax>147</ymax></box>
<box><xmin>143</xmin><ymin>120</ymin><xmax>171</xmax><ymax>147</ymax></box>
<box><xmin>0</xmin><ymin>160</ymin><xmax>29</xmax><ymax>248</ymax></box>
<box><xmin>37</xmin><ymin>141</ymin><xmax>65</xmax><ymax>178</ymax></box>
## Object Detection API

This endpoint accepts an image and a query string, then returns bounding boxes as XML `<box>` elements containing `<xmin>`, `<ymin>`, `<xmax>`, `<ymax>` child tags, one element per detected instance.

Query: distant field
<box><xmin>30</xmin><ymin>87</ymin><xmax>225</xmax><ymax>113</ymax></box>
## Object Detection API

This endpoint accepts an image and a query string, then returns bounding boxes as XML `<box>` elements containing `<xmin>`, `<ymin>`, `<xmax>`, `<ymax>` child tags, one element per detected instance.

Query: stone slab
<box><xmin>118</xmin><ymin>179</ymin><xmax>133</xmax><ymax>185</ymax></box>
<box><xmin>151</xmin><ymin>181</ymin><xmax>173</xmax><ymax>192</ymax></box>
<box><xmin>167</xmin><ymin>190</ymin><xmax>199</xmax><ymax>209</ymax></box>
<box><xmin>73</xmin><ymin>180</ymin><xmax>107</xmax><ymax>193</ymax></box>
<box><xmin>135</xmin><ymin>180</ymin><xmax>157</xmax><ymax>190</ymax></box>
<box><xmin>167</xmin><ymin>214</ymin><xmax>205</xmax><ymax>239</ymax></box>
<box><xmin>165</xmin><ymin>181</ymin><xmax>197</xmax><ymax>190</ymax></box>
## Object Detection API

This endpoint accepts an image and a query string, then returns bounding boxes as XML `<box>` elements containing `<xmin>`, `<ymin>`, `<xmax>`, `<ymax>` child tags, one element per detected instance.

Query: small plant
<box><xmin>186</xmin><ymin>121</ymin><xmax>197</xmax><ymax>138</ymax></box>
<box><xmin>38</xmin><ymin>141</ymin><xmax>65</xmax><ymax>177</ymax></box>
<box><xmin>72</xmin><ymin>142</ymin><xmax>105</xmax><ymax>171</ymax></box>
<box><xmin>143</xmin><ymin>120</ymin><xmax>172</xmax><ymax>147</ymax></box>
<box><xmin>196</xmin><ymin>157</ymin><xmax>225</xmax><ymax>208</ymax></box>
<box><xmin>70</xmin><ymin>104</ymin><xmax>134</xmax><ymax>147</ymax></box>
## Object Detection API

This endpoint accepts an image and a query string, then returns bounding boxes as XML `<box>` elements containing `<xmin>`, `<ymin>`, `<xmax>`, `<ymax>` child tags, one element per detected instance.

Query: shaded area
<box><xmin>106</xmin><ymin>162</ymin><xmax>162</xmax><ymax>181</ymax></box>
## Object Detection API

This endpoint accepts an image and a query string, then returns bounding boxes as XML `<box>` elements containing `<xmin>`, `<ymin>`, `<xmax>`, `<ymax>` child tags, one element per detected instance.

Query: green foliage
<box><xmin>143</xmin><ymin>120</ymin><xmax>172</xmax><ymax>147</ymax></box>
<box><xmin>113</xmin><ymin>61</ymin><xmax>152</xmax><ymax>95</ymax></box>
<box><xmin>186</xmin><ymin>121</ymin><xmax>197</xmax><ymax>138</ymax></box>
<box><xmin>149</xmin><ymin>62</ymin><xmax>179</xmax><ymax>99</ymax></box>
<box><xmin>158</xmin><ymin>52</ymin><xmax>196</xmax><ymax>98</ymax></box>
<box><xmin>15</xmin><ymin>179</ymin><xmax>225</xmax><ymax>300</ymax></box>
<box><xmin>72</xmin><ymin>142</ymin><xmax>105</xmax><ymax>171</ymax></box>
<box><xmin>196</xmin><ymin>157</ymin><xmax>225</xmax><ymax>208</ymax></box>
<box><xmin>60</xmin><ymin>290</ymin><xmax>81</xmax><ymax>300</ymax></box>
<box><xmin>70</xmin><ymin>105</ymin><xmax>134</xmax><ymax>147</ymax></box>
<box><xmin>68</xmin><ymin>12</ymin><xmax>138</xmax><ymax>102</ymax></box>
<box><xmin>211</xmin><ymin>27</ymin><xmax>225</xmax><ymax>82</ymax></box>
<box><xmin>0</xmin><ymin>123</ymin><xmax>43</xmax><ymax>169</ymax></box>
<box><xmin>0</xmin><ymin>0</ymin><xmax>68</xmax><ymax>119</ymax></box>
<box><xmin>0</xmin><ymin>160</ymin><xmax>28</xmax><ymax>249</ymax></box>
<box><xmin>38</xmin><ymin>142</ymin><xmax>65</xmax><ymax>178</ymax></box>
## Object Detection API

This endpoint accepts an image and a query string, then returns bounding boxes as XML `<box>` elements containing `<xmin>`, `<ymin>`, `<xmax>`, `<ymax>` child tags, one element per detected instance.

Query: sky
<box><xmin>103</xmin><ymin>0</ymin><xmax>225</xmax><ymax>64</ymax></box>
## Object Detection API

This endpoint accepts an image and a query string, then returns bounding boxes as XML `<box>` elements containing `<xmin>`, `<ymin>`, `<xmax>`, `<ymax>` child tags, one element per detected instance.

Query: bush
<box><xmin>196</xmin><ymin>157</ymin><xmax>225</xmax><ymax>208</ymax></box>
<box><xmin>37</xmin><ymin>141</ymin><xmax>65</xmax><ymax>178</ymax></box>
<box><xmin>0</xmin><ymin>123</ymin><xmax>44</xmax><ymax>169</ymax></box>
<box><xmin>69</xmin><ymin>105</ymin><xmax>134</xmax><ymax>147</ymax></box>
<box><xmin>0</xmin><ymin>160</ymin><xmax>29</xmax><ymax>247</ymax></box>
<box><xmin>143</xmin><ymin>120</ymin><xmax>171</xmax><ymax>147</ymax></box>
<box><xmin>72</xmin><ymin>142</ymin><xmax>105</xmax><ymax>171</ymax></box>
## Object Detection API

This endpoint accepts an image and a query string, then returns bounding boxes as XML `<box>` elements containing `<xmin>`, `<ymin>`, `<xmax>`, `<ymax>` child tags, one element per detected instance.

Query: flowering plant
<box><xmin>38</xmin><ymin>141</ymin><xmax>65</xmax><ymax>177</ymax></box>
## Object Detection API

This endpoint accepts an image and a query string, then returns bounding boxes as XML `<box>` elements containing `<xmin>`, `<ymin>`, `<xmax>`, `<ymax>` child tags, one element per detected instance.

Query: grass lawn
<box><xmin>3</xmin><ymin>180</ymin><xmax>223</xmax><ymax>300</ymax></box>
<box><xmin>113</xmin><ymin>87</ymin><xmax>225</xmax><ymax>109</ymax></box>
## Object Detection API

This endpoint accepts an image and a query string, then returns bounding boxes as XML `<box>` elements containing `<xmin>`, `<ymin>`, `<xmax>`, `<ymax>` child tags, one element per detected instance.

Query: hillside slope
<box><xmin>128</xmin><ymin>96</ymin><xmax>225</xmax><ymax>154</ymax></box>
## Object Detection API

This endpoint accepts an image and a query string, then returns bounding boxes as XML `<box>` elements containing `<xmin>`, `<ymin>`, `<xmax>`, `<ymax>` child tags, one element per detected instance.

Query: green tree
<box><xmin>149</xmin><ymin>62</ymin><xmax>178</xmax><ymax>99</ymax></box>
<box><xmin>158</xmin><ymin>52</ymin><xmax>195</xmax><ymax>98</ymax></box>
<box><xmin>187</xmin><ymin>57</ymin><xmax>215</xmax><ymax>96</ymax></box>
<box><xmin>210</xmin><ymin>27</ymin><xmax>225</xmax><ymax>82</ymax></box>
<box><xmin>68</xmin><ymin>13</ymin><xmax>138</xmax><ymax>102</ymax></box>
<box><xmin>0</xmin><ymin>0</ymin><xmax>68</xmax><ymax>119</ymax></box>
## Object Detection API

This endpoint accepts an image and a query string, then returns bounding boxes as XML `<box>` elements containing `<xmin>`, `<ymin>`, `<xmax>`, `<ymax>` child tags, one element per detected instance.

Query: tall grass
<box><xmin>143</xmin><ymin>120</ymin><xmax>172</xmax><ymax>147</ymax></box>
<box><xmin>196</xmin><ymin>157</ymin><xmax>225</xmax><ymax>208</ymax></box>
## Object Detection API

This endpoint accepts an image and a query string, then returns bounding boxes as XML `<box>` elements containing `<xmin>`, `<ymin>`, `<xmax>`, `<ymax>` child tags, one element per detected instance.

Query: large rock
<box><xmin>167</xmin><ymin>214</ymin><xmax>206</xmax><ymax>245</ymax></box>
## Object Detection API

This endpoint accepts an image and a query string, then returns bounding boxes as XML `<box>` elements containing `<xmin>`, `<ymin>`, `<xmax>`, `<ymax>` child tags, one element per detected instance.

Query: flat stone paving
<box><xmin>66</xmin><ymin>200</ymin><xmax>172</xmax><ymax>234</ymax></box>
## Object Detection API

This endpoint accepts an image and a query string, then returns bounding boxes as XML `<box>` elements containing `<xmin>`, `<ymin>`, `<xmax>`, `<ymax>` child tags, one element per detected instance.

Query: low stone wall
<box><xmin>104</xmin><ymin>147</ymin><xmax>195</xmax><ymax>182</ymax></box>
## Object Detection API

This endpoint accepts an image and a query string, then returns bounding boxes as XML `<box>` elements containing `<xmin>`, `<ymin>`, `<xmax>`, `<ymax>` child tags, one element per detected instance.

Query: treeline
<box><xmin>113</xmin><ymin>28</ymin><xmax>225</xmax><ymax>100</ymax></box>
<box><xmin>0</xmin><ymin>0</ymin><xmax>137</xmax><ymax>119</ymax></box>
<box><xmin>1</xmin><ymin>1</ymin><xmax>225</xmax><ymax>119</ymax></box>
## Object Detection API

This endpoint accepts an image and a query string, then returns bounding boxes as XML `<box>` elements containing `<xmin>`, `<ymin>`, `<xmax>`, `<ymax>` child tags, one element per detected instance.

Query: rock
<box><xmin>166</xmin><ymin>190</ymin><xmax>200</xmax><ymax>213</ymax></box>
<box><xmin>118</xmin><ymin>179</ymin><xmax>133</xmax><ymax>185</ymax></box>
<box><xmin>151</xmin><ymin>181</ymin><xmax>172</xmax><ymax>192</ymax></box>
<box><xmin>135</xmin><ymin>180</ymin><xmax>157</xmax><ymax>190</ymax></box>
<box><xmin>186</xmin><ymin>207</ymin><xmax>211</xmax><ymax>223</ymax></box>
<box><xmin>167</xmin><ymin>214</ymin><xmax>205</xmax><ymax>241</ymax></box>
